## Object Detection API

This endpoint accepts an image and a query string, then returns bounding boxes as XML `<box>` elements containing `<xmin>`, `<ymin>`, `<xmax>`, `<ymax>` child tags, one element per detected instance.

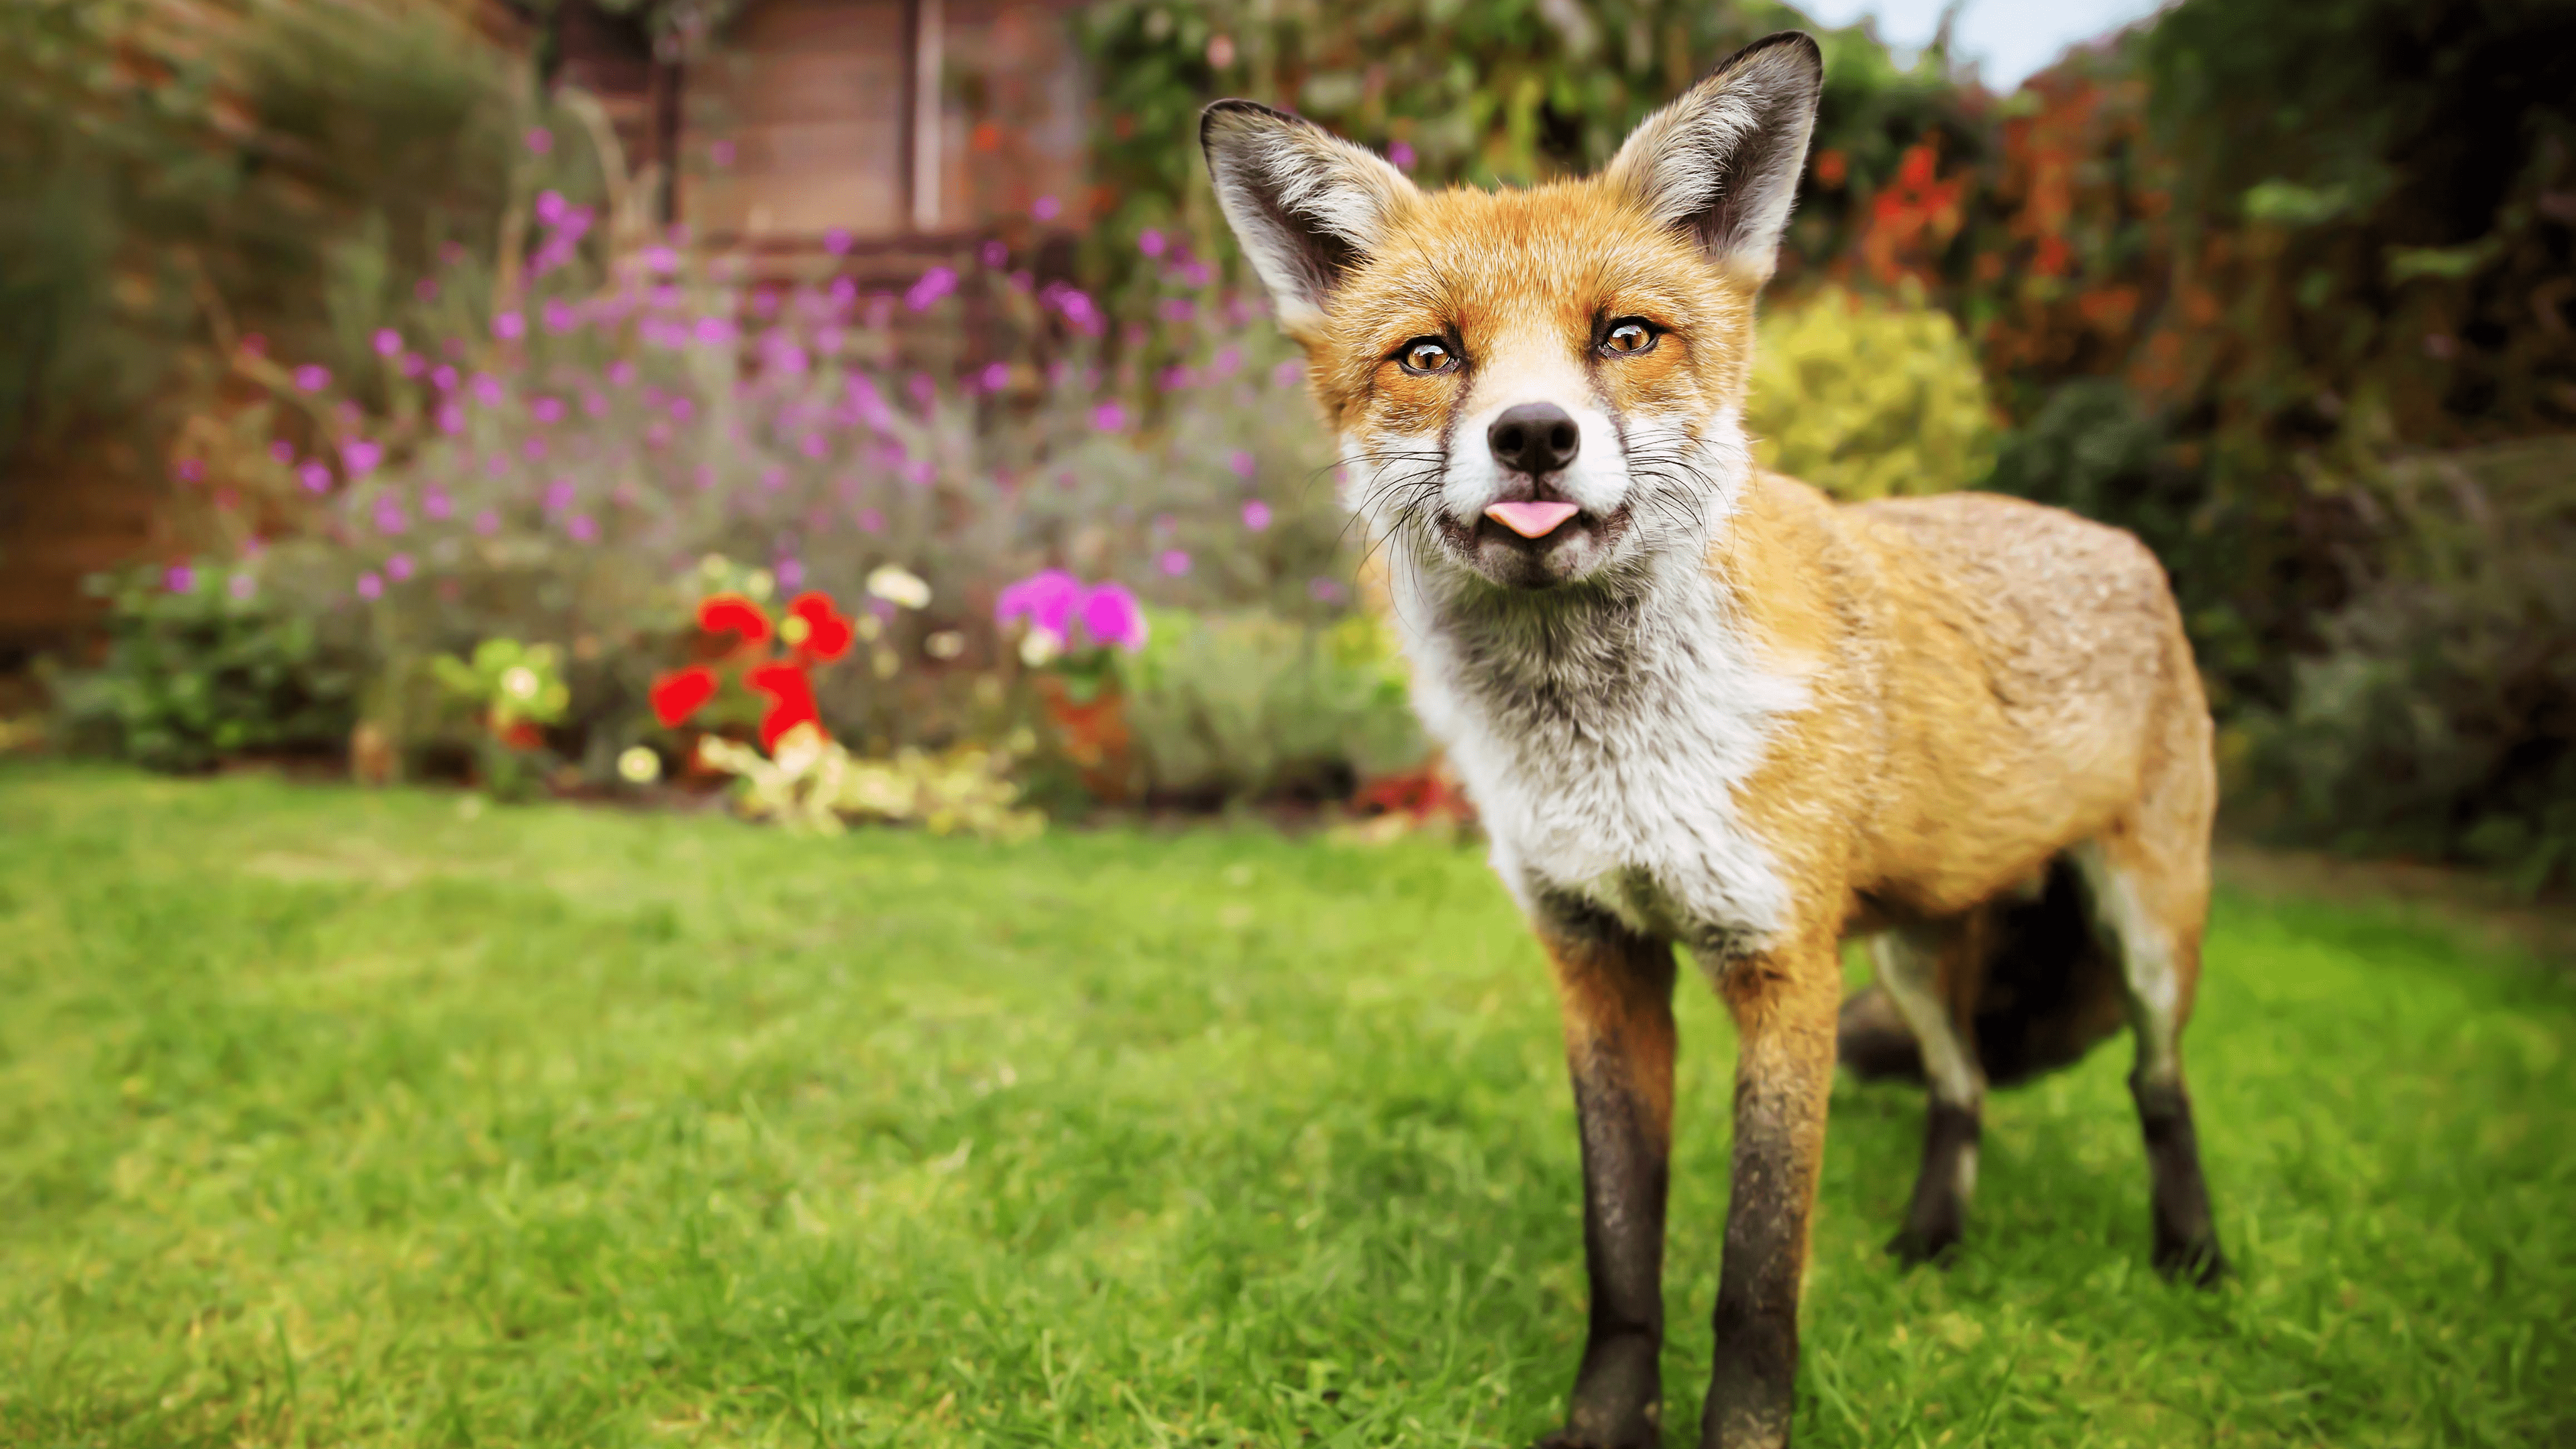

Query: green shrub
<box><xmin>49</xmin><ymin>565</ymin><xmax>361</xmax><ymax>771</ymax></box>
<box><xmin>2239</xmin><ymin>437</ymin><xmax>2576</xmax><ymax>894</ymax></box>
<box><xmin>1746</xmin><ymin>285</ymin><xmax>1999</xmax><ymax>500</ymax></box>
<box><xmin>1120</xmin><ymin>610</ymin><xmax>1424</xmax><ymax>805</ymax></box>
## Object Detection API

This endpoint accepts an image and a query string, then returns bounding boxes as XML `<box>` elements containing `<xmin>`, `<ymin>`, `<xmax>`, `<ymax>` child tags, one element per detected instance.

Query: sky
<box><xmin>1796</xmin><ymin>0</ymin><xmax>2173</xmax><ymax>90</ymax></box>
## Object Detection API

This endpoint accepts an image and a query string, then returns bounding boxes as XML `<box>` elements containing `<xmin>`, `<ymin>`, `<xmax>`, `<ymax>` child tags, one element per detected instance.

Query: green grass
<box><xmin>2</xmin><ymin>765</ymin><xmax>2570</xmax><ymax>1448</ymax></box>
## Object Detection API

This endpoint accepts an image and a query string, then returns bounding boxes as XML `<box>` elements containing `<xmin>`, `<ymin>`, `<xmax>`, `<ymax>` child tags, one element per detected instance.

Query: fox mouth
<box><xmin>1434</xmin><ymin>501</ymin><xmax>1633</xmax><ymax>584</ymax></box>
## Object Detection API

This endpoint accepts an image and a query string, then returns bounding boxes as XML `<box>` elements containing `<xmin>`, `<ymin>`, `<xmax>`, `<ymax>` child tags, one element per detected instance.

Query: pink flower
<box><xmin>372</xmin><ymin>327</ymin><xmax>403</xmax><ymax>357</ymax></box>
<box><xmin>529</xmin><ymin>395</ymin><xmax>566</xmax><ymax>425</ymax></box>
<box><xmin>415</xmin><ymin>277</ymin><xmax>439</xmax><ymax>303</ymax></box>
<box><xmin>979</xmin><ymin>239</ymin><xmax>1008</xmax><ymax>268</ymax></box>
<box><xmin>386</xmin><ymin>552</ymin><xmax>414</xmax><ymax>582</ymax></box>
<box><xmin>292</xmin><ymin>364</ymin><xmax>331</xmax><ymax>392</ymax></box>
<box><xmin>524</xmin><ymin>126</ymin><xmax>553</xmax><ymax>155</ymax></box>
<box><xmin>607</xmin><ymin>359</ymin><xmax>637</xmax><ymax>387</ymax></box>
<box><xmin>174</xmin><ymin>458</ymin><xmax>205</xmax><ymax>483</ymax></box>
<box><xmin>1228</xmin><ymin>449</ymin><xmax>1257</xmax><ymax>478</ymax></box>
<box><xmin>775</xmin><ymin>557</ymin><xmax>804</xmax><ymax>590</ymax></box>
<box><xmin>905</xmin><ymin>266</ymin><xmax>958</xmax><ymax>312</ymax></box>
<box><xmin>543</xmin><ymin>479</ymin><xmax>576</xmax><ymax>511</ymax></box>
<box><xmin>423</xmin><ymin>486</ymin><xmax>453</xmax><ymax>520</ymax></box>
<box><xmin>824</xmin><ymin>227</ymin><xmax>853</xmax><ymax>255</ymax></box>
<box><xmin>401</xmin><ymin>352</ymin><xmax>428</xmax><ymax>378</ymax></box>
<box><xmin>435</xmin><ymin>402</ymin><xmax>466</xmax><ymax>435</ymax></box>
<box><xmin>856</xmin><ymin>507</ymin><xmax>885</xmax><ymax>533</ymax></box>
<box><xmin>356</xmin><ymin>572</ymin><xmax>384</xmax><ymax>600</ymax></box>
<box><xmin>979</xmin><ymin>361</ymin><xmax>1010</xmax><ymax>392</ymax></box>
<box><xmin>268</xmin><ymin>440</ymin><xmax>296</xmax><ymax>464</ymax></box>
<box><xmin>641</xmin><ymin>246</ymin><xmax>680</xmax><ymax>276</ymax></box>
<box><xmin>1159</xmin><ymin>549</ymin><xmax>1191</xmax><ymax>576</ymax></box>
<box><xmin>1091</xmin><ymin>401</ymin><xmax>1126</xmax><ymax>433</ymax></box>
<box><xmin>298</xmin><ymin>461</ymin><xmax>333</xmax><ymax>493</ymax></box>
<box><xmin>1388</xmin><ymin>139</ymin><xmax>1416</xmax><ymax>171</ymax></box>
<box><xmin>566</xmin><ymin>514</ymin><xmax>598</xmax><ymax>542</ymax></box>
<box><xmin>521</xmin><ymin>437</ymin><xmax>548</xmax><ymax>461</ymax></box>
<box><xmin>1032</xmin><ymin>194</ymin><xmax>1061</xmax><ymax>222</ymax></box>
<box><xmin>709</xmin><ymin>140</ymin><xmax>735</xmax><ymax>166</ymax></box>
<box><xmin>535</xmin><ymin>189</ymin><xmax>568</xmax><ymax>225</ymax></box>
<box><xmin>1079</xmin><ymin>582</ymin><xmax>1148</xmax><ymax>651</ymax></box>
<box><xmin>996</xmin><ymin>568</ymin><xmax>1083</xmax><ymax>636</ymax></box>
<box><xmin>1241</xmin><ymin>500</ymin><xmax>1273</xmax><ymax>531</ymax></box>
<box><xmin>342</xmin><ymin>439</ymin><xmax>383</xmax><ymax>475</ymax></box>
<box><xmin>582</xmin><ymin>390</ymin><xmax>607</xmax><ymax>417</ymax></box>
<box><xmin>164</xmin><ymin>564</ymin><xmax>195</xmax><ymax>593</ymax></box>
<box><xmin>1273</xmin><ymin>359</ymin><xmax>1304</xmax><ymax>389</ymax></box>
<box><xmin>1307</xmin><ymin>576</ymin><xmax>1347</xmax><ymax>604</ymax></box>
<box><xmin>1138</xmin><ymin>227</ymin><xmax>1167</xmax><ymax>258</ymax></box>
<box><xmin>541</xmin><ymin>299</ymin><xmax>579</xmax><ymax>333</ymax></box>
<box><xmin>692</xmin><ymin>316</ymin><xmax>735</xmax><ymax>347</ymax></box>
<box><xmin>494</xmin><ymin>311</ymin><xmax>526</xmax><ymax>341</ymax></box>
<box><xmin>473</xmin><ymin>509</ymin><xmax>500</xmax><ymax>536</ymax></box>
<box><xmin>432</xmin><ymin>364</ymin><xmax>458</xmax><ymax>391</ymax></box>
<box><xmin>470</xmin><ymin>374</ymin><xmax>504</xmax><ymax>406</ymax></box>
<box><xmin>228</xmin><ymin>574</ymin><xmax>256</xmax><ymax>600</ymax></box>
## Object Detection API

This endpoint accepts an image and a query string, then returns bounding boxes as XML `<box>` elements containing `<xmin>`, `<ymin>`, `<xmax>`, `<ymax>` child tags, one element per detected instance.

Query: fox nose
<box><xmin>1487</xmin><ymin>402</ymin><xmax>1580</xmax><ymax>476</ymax></box>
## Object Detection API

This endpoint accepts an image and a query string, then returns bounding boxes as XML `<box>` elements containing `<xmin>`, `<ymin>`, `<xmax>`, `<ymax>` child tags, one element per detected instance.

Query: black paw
<box><xmin>1532</xmin><ymin>1422</ymin><xmax>1658</xmax><ymax>1449</ymax></box>
<box><xmin>1885</xmin><ymin>1224</ymin><xmax>1962</xmax><ymax>1269</ymax></box>
<box><xmin>2154</xmin><ymin>1235</ymin><xmax>2229</xmax><ymax>1287</ymax></box>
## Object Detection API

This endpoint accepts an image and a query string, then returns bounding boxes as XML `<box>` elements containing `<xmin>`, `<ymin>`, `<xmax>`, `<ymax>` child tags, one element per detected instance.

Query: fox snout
<box><xmin>1487</xmin><ymin>402</ymin><xmax>1580</xmax><ymax>477</ymax></box>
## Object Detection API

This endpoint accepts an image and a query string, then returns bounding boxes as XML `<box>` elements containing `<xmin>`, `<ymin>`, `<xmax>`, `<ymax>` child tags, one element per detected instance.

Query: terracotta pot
<box><xmin>1036</xmin><ymin>674</ymin><xmax>1132</xmax><ymax>801</ymax></box>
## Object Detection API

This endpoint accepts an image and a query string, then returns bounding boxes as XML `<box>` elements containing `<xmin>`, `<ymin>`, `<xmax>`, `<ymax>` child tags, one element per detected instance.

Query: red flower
<box><xmin>494</xmin><ymin>717</ymin><xmax>545</xmax><ymax>751</ymax></box>
<box><xmin>782</xmin><ymin>591</ymin><xmax>855</xmax><ymax>663</ymax></box>
<box><xmin>697</xmin><ymin>592</ymin><xmax>771</xmax><ymax>644</ymax></box>
<box><xmin>746</xmin><ymin>660</ymin><xmax>820</xmax><ymax>749</ymax></box>
<box><xmin>649</xmin><ymin>665</ymin><xmax>720</xmax><ymax>727</ymax></box>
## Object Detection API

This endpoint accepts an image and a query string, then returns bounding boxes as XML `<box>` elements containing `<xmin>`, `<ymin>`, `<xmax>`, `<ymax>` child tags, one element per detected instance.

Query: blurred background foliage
<box><xmin>4</xmin><ymin>0</ymin><xmax>2571</xmax><ymax>886</ymax></box>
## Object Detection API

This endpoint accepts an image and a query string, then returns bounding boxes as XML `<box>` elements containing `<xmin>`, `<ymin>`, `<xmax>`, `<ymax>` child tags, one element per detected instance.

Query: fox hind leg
<box><xmin>1868</xmin><ymin>921</ymin><xmax>1986</xmax><ymax>1266</ymax></box>
<box><xmin>2069</xmin><ymin>833</ymin><xmax>2227</xmax><ymax>1284</ymax></box>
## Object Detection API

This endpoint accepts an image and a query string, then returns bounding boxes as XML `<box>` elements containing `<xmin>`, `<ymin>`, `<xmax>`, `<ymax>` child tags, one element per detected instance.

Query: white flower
<box><xmin>745</xmin><ymin>568</ymin><xmax>775</xmax><ymax>600</ymax></box>
<box><xmin>925</xmin><ymin>629</ymin><xmax>965</xmax><ymax>659</ymax></box>
<box><xmin>1018</xmin><ymin>627</ymin><xmax>1063</xmax><ymax>667</ymax></box>
<box><xmin>500</xmin><ymin>665</ymin><xmax>541</xmax><ymax>701</ymax></box>
<box><xmin>867</xmin><ymin>564</ymin><xmax>931</xmax><ymax>610</ymax></box>
<box><xmin>616</xmin><ymin>745</ymin><xmax>661</xmax><ymax>784</ymax></box>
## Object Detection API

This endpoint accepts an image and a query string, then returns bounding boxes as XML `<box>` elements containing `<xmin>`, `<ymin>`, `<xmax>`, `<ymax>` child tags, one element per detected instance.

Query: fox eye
<box><xmin>1601</xmin><ymin>319</ymin><xmax>1658</xmax><ymax>356</ymax></box>
<box><xmin>1397</xmin><ymin>337</ymin><xmax>1457</xmax><ymax>375</ymax></box>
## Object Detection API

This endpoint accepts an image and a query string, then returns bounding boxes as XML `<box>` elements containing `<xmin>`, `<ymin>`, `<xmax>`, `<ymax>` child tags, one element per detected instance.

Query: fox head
<box><xmin>1203</xmin><ymin>32</ymin><xmax>1822</xmax><ymax>594</ymax></box>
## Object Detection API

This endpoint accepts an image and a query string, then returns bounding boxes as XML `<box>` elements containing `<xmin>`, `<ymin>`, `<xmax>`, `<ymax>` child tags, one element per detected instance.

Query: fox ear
<box><xmin>1606</xmin><ymin>31</ymin><xmax>1823</xmax><ymax>286</ymax></box>
<box><xmin>1201</xmin><ymin>100</ymin><xmax>1418</xmax><ymax>329</ymax></box>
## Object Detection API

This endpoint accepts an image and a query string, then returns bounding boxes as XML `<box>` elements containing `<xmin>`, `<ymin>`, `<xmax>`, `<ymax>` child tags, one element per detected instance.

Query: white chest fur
<box><xmin>1393</xmin><ymin>555</ymin><xmax>1809</xmax><ymax>953</ymax></box>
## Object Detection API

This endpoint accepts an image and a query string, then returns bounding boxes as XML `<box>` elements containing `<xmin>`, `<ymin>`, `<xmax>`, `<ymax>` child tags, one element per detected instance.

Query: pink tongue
<box><xmin>1485</xmin><ymin>500</ymin><xmax>1581</xmax><ymax>539</ymax></box>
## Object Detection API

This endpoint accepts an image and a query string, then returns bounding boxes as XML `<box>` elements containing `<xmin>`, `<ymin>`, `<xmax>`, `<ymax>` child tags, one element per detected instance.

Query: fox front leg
<box><xmin>1535</xmin><ymin>907</ymin><xmax>1679</xmax><ymax>1449</ymax></box>
<box><xmin>1699</xmin><ymin>937</ymin><xmax>1839</xmax><ymax>1449</ymax></box>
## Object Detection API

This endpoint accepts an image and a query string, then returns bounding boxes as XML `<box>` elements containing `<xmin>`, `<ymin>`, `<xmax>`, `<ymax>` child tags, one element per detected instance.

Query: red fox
<box><xmin>1204</xmin><ymin>30</ymin><xmax>2224</xmax><ymax>1449</ymax></box>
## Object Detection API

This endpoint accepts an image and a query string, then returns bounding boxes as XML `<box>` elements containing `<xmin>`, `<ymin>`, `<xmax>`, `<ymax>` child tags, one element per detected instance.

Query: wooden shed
<box><xmin>552</xmin><ymin>0</ymin><xmax>1094</xmax><ymax>259</ymax></box>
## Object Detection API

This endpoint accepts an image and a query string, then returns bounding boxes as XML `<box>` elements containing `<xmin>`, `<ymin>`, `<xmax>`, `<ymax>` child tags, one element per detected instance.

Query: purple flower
<box><xmin>541</xmin><ymin>299</ymin><xmax>579</xmax><ymax>333</ymax></box>
<box><xmin>292</xmin><ymin>364</ymin><xmax>331</xmax><ymax>392</ymax></box>
<box><xmin>535</xmin><ymin>189</ymin><xmax>568</xmax><ymax>225</ymax></box>
<box><xmin>1272</xmin><ymin>359</ymin><xmax>1304</xmax><ymax>389</ymax></box>
<box><xmin>709</xmin><ymin>140</ymin><xmax>735</xmax><ymax>166</ymax></box>
<box><xmin>824</xmin><ymin>227</ymin><xmax>853</xmax><ymax>255</ymax></box>
<box><xmin>799</xmin><ymin>433</ymin><xmax>828</xmax><ymax>460</ymax></box>
<box><xmin>415</xmin><ymin>277</ymin><xmax>439</xmax><ymax>303</ymax></box>
<box><xmin>521</xmin><ymin>437</ymin><xmax>548</xmax><ymax>461</ymax></box>
<box><xmin>856</xmin><ymin>507</ymin><xmax>885</xmax><ymax>533</ymax></box>
<box><xmin>979</xmin><ymin>239</ymin><xmax>1008</xmax><ymax>268</ymax></box>
<box><xmin>401</xmin><ymin>352</ymin><xmax>429</xmax><ymax>378</ymax></box>
<box><xmin>432</xmin><ymin>364</ymin><xmax>459</xmax><ymax>392</ymax></box>
<box><xmin>1079</xmin><ymin>582</ymin><xmax>1148</xmax><ymax>651</ymax></box>
<box><xmin>1228</xmin><ymin>449</ymin><xmax>1257</xmax><ymax>479</ymax></box>
<box><xmin>1159</xmin><ymin>549</ymin><xmax>1192</xmax><ymax>577</ymax></box>
<box><xmin>543</xmin><ymin>478</ymin><xmax>576</xmax><ymax>512</ymax></box>
<box><xmin>341</xmin><ymin>439</ymin><xmax>383</xmax><ymax>476</ymax></box>
<box><xmin>566</xmin><ymin>514</ymin><xmax>598</xmax><ymax>542</ymax></box>
<box><xmin>386</xmin><ymin>552</ymin><xmax>415</xmax><ymax>582</ymax></box>
<box><xmin>1159</xmin><ymin>297</ymin><xmax>1197</xmax><ymax>324</ymax></box>
<box><xmin>607</xmin><ymin>360</ymin><xmax>637</xmax><ymax>387</ymax></box>
<box><xmin>641</xmin><ymin>246</ymin><xmax>680</xmax><ymax>276</ymax></box>
<box><xmin>1091</xmin><ymin>401</ymin><xmax>1127</xmax><ymax>433</ymax></box>
<box><xmin>996</xmin><ymin>568</ymin><xmax>1083</xmax><ymax>636</ymax></box>
<box><xmin>1388</xmin><ymin>139</ymin><xmax>1416</xmax><ymax>171</ymax></box>
<box><xmin>435</xmin><ymin>402</ymin><xmax>466</xmax><ymax>435</ymax></box>
<box><xmin>1307</xmin><ymin>576</ymin><xmax>1348</xmax><ymax>604</ymax></box>
<box><xmin>1032</xmin><ymin>194</ymin><xmax>1061</xmax><ymax>222</ymax></box>
<box><xmin>979</xmin><ymin>361</ymin><xmax>1010</xmax><ymax>392</ymax></box>
<box><xmin>775</xmin><ymin>557</ymin><xmax>804</xmax><ymax>590</ymax></box>
<box><xmin>228</xmin><ymin>574</ymin><xmax>256</xmax><ymax>601</ymax></box>
<box><xmin>423</xmin><ymin>486</ymin><xmax>453</xmax><ymax>520</ymax></box>
<box><xmin>373</xmin><ymin>498</ymin><xmax>408</xmax><ymax>535</ymax></box>
<box><xmin>164</xmin><ymin>564</ymin><xmax>195</xmax><ymax>594</ymax></box>
<box><xmin>356</xmin><ymin>572</ymin><xmax>384</xmax><ymax>600</ymax></box>
<box><xmin>494</xmin><ymin>311</ymin><xmax>526</xmax><ymax>341</ymax></box>
<box><xmin>372</xmin><ymin>327</ymin><xmax>403</xmax><ymax>358</ymax></box>
<box><xmin>692</xmin><ymin>465</ymin><xmax>717</xmax><ymax>490</ymax></box>
<box><xmin>667</xmin><ymin>394</ymin><xmax>695</xmax><ymax>422</ymax></box>
<box><xmin>582</xmin><ymin>390</ymin><xmax>607</xmax><ymax>417</ymax></box>
<box><xmin>1138</xmin><ymin>227</ymin><xmax>1167</xmax><ymax>258</ymax></box>
<box><xmin>470</xmin><ymin>374</ymin><xmax>505</xmax><ymax>407</ymax></box>
<box><xmin>529</xmin><ymin>396</ymin><xmax>566</xmax><ymax>425</ymax></box>
<box><xmin>692</xmin><ymin>316</ymin><xmax>735</xmax><ymax>348</ymax></box>
<box><xmin>473</xmin><ymin>509</ymin><xmax>500</xmax><ymax>536</ymax></box>
<box><xmin>524</xmin><ymin>126</ymin><xmax>553</xmax><ymax>155</ymax></box>
<box><xmin>1241</xmin><ymin>500</ymin><xmax>1273</xmax><ymax>531</ymax></box>
<box><xmin>298</xmin><ymin>461</ymin><xmax>333</xmax><ymax>493</ymax></box>
<box><xmin>905</xmin><ymin>266</ymin><xmax>959</xmax><ymax>312</ymax></box>
<box><xmin>174</xmin><ymin>458</ymin><xmax>205</xmax><ymax>483</ymax></box>
<box><xmin>268</xmin><ymin>440</ymin><xmax>297</xmax><ymax>464</ymax></box>
<box><xmin>759</xmin><ymin>465</ymin><xmax>787</xmax><ymax>492</ymax></box>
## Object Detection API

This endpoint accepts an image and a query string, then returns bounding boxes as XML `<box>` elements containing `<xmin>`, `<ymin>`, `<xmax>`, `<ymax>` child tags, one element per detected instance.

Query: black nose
<box><xmin>1487</xmin><ymin>402</ymin><xmax>1580</xmax><ymax>476</ymax></box>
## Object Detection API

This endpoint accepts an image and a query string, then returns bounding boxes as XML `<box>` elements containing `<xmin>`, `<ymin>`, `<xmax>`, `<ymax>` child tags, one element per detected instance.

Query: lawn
<box><xmin>2</xmin><ymin>766</ymin><xmax>2569</xmax><ymax>1448</ymax></box>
